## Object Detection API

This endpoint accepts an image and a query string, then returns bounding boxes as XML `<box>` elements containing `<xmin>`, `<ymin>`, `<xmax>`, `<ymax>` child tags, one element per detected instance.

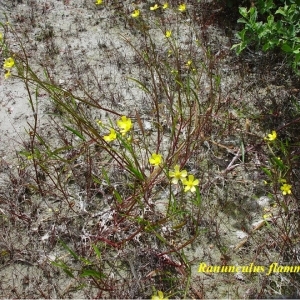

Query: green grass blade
<box><xmin>59</xmin><ymin>240</ymin><xmax>79</xmax><ymax>261</ymax></box>
<box><xmin>64</xmin><ymin>125</ymin><xmax>86</xmax><ymax>141</ymax></box>
<box><xmin>80</xmin><ymin>269</ymin><xmax>106</xmax><ymax>279</ymax></box>
<box><xmin>92</xmin><ymin>244</ymin><xmax>102</xmax><ymax>260</ymax></box>
<box><xmin>127</xmin><ymin>77</ymin><xmax>150</xmax><ymax>94</ymax></box>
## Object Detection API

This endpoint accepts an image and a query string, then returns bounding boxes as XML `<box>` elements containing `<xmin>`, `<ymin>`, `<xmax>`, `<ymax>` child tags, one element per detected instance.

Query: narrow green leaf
<box><xmin>273</xmin><ymin>157</ymin><xmax>284</xmax><ymax>171</ymax></box>
<box><xmin>59</xmin><ymin>240</ymin><xmax>79</xmax><ymax>261</ymax></box>
<box><xmin>51</xmin><ymin>261</ymin><xmax>65</xmax><ymax>268</ymax></box>
<box><xmin>64</xmin><ymin>125</ymin><xmax>86</xmax><ymax>141</ymax></box>
<box><xmin>127</xmin><ymin>77</ymin><xmax>150</xmax><ymax>94</ymax></box>
<box><xmin>18</xmin><ymin>150</ymin><xmax>32</xmax><ymax>158</ymax></box>
<box><xmin>92</xmin><ymin>244</ymin><xmax>101</xmax><ymax>259</ymax></box>
<box><xmin>154</xmin><ymin>231</ymin><xmax>167</xmax><ymax>243</ymax></box>
<box><xmin>189</xmin><ymin>86</ymin><xmax>200</xmax><ymax>102</ymax></box>
<box><xmin>126</xmin><ymin>163</ymin><xmax>144</xmax><ymax>180</ymax></box>
<box><xmin>80</xmin><ymin>257</ymin><xmax>92</xmax><ymax>265</ymax></box>
<box><xmin>92</xmin><ymin>175</ymin><xmax>102</xmax><ymax>185</ymax></box>
<box><xmin>174</xmin><ymin>79</ymin><xmax>183</xmax><ymax>88</ymax></box>
<box><xmin>261</xmin><ymin>167</ymin><xmax>272</xmax><ymax>177</ymax></box>
<box><xmin>51</xmin><ymin>261</ymin><xmax>75</xmax><ymax>278</ymax></box>
<box><xmin>113</xmin><ymin>189</ymin><xmax>123</xmax><ymax>204</ymax></box>
<box><xmin>102</xmin><ymin>168</ymin><xmax>110</xmax><ymax>185</ymax></box>
<box><xmin>51</xmin><ymin>145</ymin><xmax>73</xmax><ymax>155</ymax></box>
<box><xmin>80</xmin><ymin>269</ymin><xmax>106</xmax><ymax>279</ymax></box>
<box><xmin>195</xmin><ymin>186</ymin><xmax>202</xmax><ymax>207</ymax></box>
<box><xmin>63</xmin><ymin>268</ymin><xmax>75</xmax><ymax>278</ymax></box>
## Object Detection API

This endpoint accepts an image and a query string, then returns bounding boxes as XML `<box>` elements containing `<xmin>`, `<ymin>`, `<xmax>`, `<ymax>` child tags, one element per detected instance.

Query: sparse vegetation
<box><xmin>0</xmin><ymin>0</ymin><xmax>299</xmax><ymax>298</ymax></box>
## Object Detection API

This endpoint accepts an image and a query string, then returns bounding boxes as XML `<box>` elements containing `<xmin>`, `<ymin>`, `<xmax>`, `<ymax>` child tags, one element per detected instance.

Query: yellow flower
<box><xmin>117</xmin><ymin>116</ymin><xmax>132</xmax><ymax>136</ymax></box>
<box><xmin>104</xmin><ymin>129</ymin><xmax>116</xmax><ymax>142</ymax></box>
<box><xmin>0</xmin><ymin>32</ymin><xmax>3</xmax><ymax>41</ymax></box>
<box><xmin>163</xmin><ymin>3</ymin><xmax>169</xmax><ymax>9</ymax></box>
<box><xmin>131</xmin><ymin>9</ymin><xmax>140</xmax><ymax>18</ymax></box>
<box><xmin>165</xmin><ymin>30</ymin><xmax>172</xmax><ymax>38</ymax></box>
<box><xmin>3</xmin><ymin>57</ymin><xmax>15</xmax><ymax>69</ymax></box>
<box><xmin>186</xmin><ymin>60</ymin><xmax>192</xmax><ymax>66</ymax></box>
<box><xmin>182</xmin><ymin>174</ymin><xmax>199</xmax><ymax>193</ymax></box>
<box><xmin>149</xmin><ymin>153</ymin><xmax>162</xmax><ymax>166</ymax></box>
<box><xmin>178</xmin><ymin>3</ymin><xmax>186</xmax><ymax>12</ymax></box>
<box><xmin>280</xmin><ymin>183</ymin><xmax>292</xmax><ymax>195</ymax></box>
<box><xmin>152</xmin><ymin>290</ymin><xmax>168</xmax><ymax>300</ymax></box>
<box><xmin>150</xmin><ymin>4</ymin><xmax>159</xmax><ymax>10</ymax></box>
<box><xmin>263</xmin><ymin>213</ymin><xmax>272</xmax><ymax>220</ymax></box>
<box><xmin>169</xmin><ymin>165</ymin><xmax>187</xmax><ymax>184</ymax></box>
<box><xmin>4</xmin><ymin>69</ymin><xmax>11</xmax><ymax>79</ymax></box>
<box><xmin>265</xmin><ymin>130</ymin><xmax>277</xmax><ymax>141</ymax></box>
<box><xmin>95</xmin><ymin>0</ymin><xmax>102</xmax><ymax>4</ymax></box>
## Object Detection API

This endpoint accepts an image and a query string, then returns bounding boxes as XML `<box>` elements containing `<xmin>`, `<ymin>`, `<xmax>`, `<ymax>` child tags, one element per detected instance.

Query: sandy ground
<box><xmin>0</xmin><ymin>0</ymin><xmax>299</xmax><ymax>298</ymax></box>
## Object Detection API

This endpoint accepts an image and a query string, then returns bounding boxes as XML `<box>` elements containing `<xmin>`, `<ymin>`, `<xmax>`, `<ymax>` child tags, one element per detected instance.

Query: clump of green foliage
<box><xmin>232</xmin><ymin>0</ymin><xmax>300</xmax><ymax>73</ymax></box>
